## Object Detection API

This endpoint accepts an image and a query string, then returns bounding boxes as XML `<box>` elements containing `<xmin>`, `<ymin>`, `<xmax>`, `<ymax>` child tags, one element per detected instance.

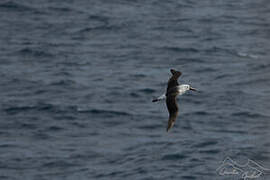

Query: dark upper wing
<box><xmin>166</xmin><ymin>94</ymin><xmax>179</xmax><ymax>132</ymax></box>
<box><xmin>166</xmin><ymin>69</ymin><xmax>182</xmax><ymax>93</ymax></box>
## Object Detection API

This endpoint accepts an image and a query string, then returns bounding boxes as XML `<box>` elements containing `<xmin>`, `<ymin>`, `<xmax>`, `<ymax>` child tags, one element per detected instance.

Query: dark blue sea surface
<box><xmin>1</xmin><ymin>0</ymin><xmax>270</xmax><ymax>179</ymax></box>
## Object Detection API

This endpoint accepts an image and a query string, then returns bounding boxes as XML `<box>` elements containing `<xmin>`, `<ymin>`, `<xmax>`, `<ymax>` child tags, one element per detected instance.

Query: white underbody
<box><xmin>155</xmin><ymin>84</ymin><xmax>190</xmax><ymax>101</ymax></box>
<box><xmin>176</xmin><ymin>84</ymin><xmax>190</xmax><ymax>95</ymax></box>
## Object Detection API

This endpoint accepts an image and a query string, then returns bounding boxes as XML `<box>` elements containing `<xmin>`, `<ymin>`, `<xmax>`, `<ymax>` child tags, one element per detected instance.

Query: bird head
<box><xmin>177</xmin><ymin>84</ymin><xmax>197</xmax><ymax>95</ymax></box>
<box><xmin>182</xmin><ymin>84</ymin><xmax>197</xmax><ymax>92</ymax></box>
<box><xmin>189</xmin><ymin>85</ymin><xmax>197</xmax><ymax>91</ymax></box>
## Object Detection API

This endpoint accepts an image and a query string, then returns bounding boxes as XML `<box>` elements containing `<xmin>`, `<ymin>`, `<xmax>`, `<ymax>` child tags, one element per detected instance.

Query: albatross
<box><xmin>152</xmin><ymin>69</ymin><xmax>197</xmax><ymax>132</ymax></box>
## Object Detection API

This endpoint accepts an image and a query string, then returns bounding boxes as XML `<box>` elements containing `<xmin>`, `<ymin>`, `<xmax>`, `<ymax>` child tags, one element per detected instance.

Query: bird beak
<box><xmin>190</xmin><ymin>87</ymin><xmax>197</xmax><ymax>91</ymax></box>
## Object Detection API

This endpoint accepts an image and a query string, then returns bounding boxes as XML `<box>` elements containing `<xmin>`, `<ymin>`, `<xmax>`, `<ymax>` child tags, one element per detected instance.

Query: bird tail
<box><xmin>152</xmin><ymin>98</ymin><xmax>158</xmax><ymax>102</ymax></box>
<box><xmin>152</xmin><ymin>94</ymin><xmax>166</xmax><ymax>102</ymax></box>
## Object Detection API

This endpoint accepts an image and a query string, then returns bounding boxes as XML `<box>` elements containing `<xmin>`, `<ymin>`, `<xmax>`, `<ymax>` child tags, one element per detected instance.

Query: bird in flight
<box><xmin>152</xmin><ymin>69</ymin><xmax>197</xmax><ymax>132</ymax></box>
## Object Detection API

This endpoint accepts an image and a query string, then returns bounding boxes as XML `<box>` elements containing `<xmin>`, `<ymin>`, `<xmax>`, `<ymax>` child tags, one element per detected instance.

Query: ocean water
<box><xmin>0</xmin><ymin>0</ymin><xmax>270</xmax><ymax>179</ymax></box>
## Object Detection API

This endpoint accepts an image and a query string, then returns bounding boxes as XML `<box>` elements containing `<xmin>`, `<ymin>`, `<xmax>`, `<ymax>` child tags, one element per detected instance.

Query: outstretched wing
<box><xmin>166</xmin><ymin>94</ymin><xmax>179</xmax><ymax>132</ymax></box>
<box><xmin>167</xmin><ymin>69</ymin><xmax>182</xmax><ymax>93</ymax></box>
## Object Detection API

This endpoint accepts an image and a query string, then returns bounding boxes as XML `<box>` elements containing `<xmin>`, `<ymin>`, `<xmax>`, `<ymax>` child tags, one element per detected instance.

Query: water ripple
<box><xmin>161</xmin><ymin>153</ymin><xmax>188</xmax><ymax>161</ymax></box>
